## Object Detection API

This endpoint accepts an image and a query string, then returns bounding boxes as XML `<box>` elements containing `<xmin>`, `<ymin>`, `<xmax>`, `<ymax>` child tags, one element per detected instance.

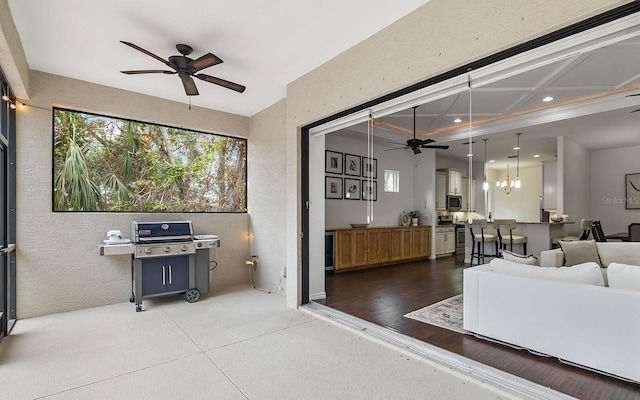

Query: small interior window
<box><xmin>384</xmin><ymin>169</ymin><xmax>399</xmax><ymax>192</ymax></box>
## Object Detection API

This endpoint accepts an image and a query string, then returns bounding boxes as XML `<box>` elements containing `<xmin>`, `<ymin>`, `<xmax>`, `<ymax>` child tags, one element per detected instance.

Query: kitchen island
<box><xmin>464</xmin><ymin>221</ymin><xmax>575</xmax><ymax>264</ymax></box>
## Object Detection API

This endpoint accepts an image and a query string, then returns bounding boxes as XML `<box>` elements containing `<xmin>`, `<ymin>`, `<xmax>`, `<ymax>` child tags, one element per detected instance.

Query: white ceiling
<box><xmin>8</xmin><ymin>0</ymin><xmax>430</xmax><ymax>117</ymax></box>
<box><xmin>333</xmin><ymin>34</ymin><xmax>640</xmax><ymax>170</ymax></box>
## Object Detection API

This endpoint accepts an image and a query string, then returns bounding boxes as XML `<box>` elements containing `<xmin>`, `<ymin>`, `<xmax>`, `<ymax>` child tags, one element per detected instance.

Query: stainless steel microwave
<box><xmin>446</xmin><ymin>195</ymin><xmax>462</xmax><ymax>211</ymax></box>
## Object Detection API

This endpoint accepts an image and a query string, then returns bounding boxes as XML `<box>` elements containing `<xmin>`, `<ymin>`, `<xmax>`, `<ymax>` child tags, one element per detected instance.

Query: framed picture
<box><xmin>344</xmin><ymin>154</ymin><xmax>361</xmax><ymax>176</ymax></box>
<box><xmin>362</xmin><ymin>157</ymin><xmax>378</xmax><ymax>179</ymax></box>
<box><xmin>325</xmin><ymin>176</ymin><xmax>343</xmax><ymax>199</ymax></box>
<box><xmin>325</xmin><ymin>150</ymin><xmax>343</xmax><ymax>174</ymax></box>
<box><xmin>344</xmin><ymin>178</ymin><xmax>361</xmax><ymax>200</ymax></box>
<box><xmin>362</xmin><ymin>180</ymin><xmax>377</xmax><ymax>201</ymax></box>
<box><xmin>625</xmin><ymin>173</ymin><xmax>640</xmax><ymax>209</ymax></box>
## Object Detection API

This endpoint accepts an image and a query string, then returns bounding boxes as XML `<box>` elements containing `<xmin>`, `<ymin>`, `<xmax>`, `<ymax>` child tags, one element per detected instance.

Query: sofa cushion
<box><xmin>607</xmin><ymin>263</ymin><xmax>640</xmax><ymax>292</ymax></box>
<box><xmin>490</xmin><ymin>258</ymin><xmax>605</xmax><ymax>286</ymax></box>
<box><xmin>596</xmin><ymin>242</ymin><xmax>640</xmax><ymax>267</ymax></box>
<box><xmin>500</xmin><ymin>249</ymin><xmax>539</xmax><ymax>265</ymax></box>
<box><xmin>558</xmin><ymin>240</ymin><xmax>601</xmax><ymax>267</ymax></box>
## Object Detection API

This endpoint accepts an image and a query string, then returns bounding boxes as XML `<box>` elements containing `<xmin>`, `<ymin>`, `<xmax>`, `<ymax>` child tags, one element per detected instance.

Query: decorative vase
<box><xmin>411</xmin><ymin>217</ymin><xmax>418</xmax><ymax>226</ymax></box>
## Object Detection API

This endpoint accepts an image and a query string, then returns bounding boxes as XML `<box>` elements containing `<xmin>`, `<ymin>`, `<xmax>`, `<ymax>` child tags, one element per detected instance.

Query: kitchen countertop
<box><xmin>326</xmin><ymin>225</ymin><xmax>432</xmax><ymax>231</ymax></box>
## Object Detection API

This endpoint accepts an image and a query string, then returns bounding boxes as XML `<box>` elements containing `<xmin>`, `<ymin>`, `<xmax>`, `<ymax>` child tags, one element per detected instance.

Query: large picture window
<box><xmin>53</xmin><ymin>108</ymin><xmax>247</xmax><ymax>212</ymax></box>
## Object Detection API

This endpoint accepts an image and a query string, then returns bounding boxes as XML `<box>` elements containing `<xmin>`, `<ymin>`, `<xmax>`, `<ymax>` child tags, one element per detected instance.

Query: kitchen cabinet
<box><xmin>141</xmin><ymin>255</ymin><xmax>190</xmax><ymax>296</ymax></box>
<box><xmin>336</xmin><ymin>229</ymin><xmax>368</xmax><ymax>269</ymax></box>
<box><xmin>435</xmin><ymin>226</ymin><xmax>455</xmax><ymax>256</ymax></box>
<box><xmin>448</xmin><ymin>169</ymin><xmax>463</xmax><ymax>195</ymax></box>
<box><xmin>435</xmin><ymin>171</ymin><xmax>447</xmax><ymax>211</ymax></box>
<box><xmin>543</xmin><ymin>161</ymin><xmax>557</xmax><ymax>210</ymax></box>
<box><xmin>412</xmin><ymin>227</ymin><xmax>431</xmax><ymax>258</ymax></box>
<box><xmin>333</xmin><ymin>226</ymin><xmax>431</xmax><ymax>271</ymax></box>
<box><xmin>436</xmin><ymin>168</ymin><xmax>463</xmax><ymax>196</ymax></box>
<box><xmin>461</xmin><ymin>177</ymin><xmax>476</xmax><ymax>212</ymax></box>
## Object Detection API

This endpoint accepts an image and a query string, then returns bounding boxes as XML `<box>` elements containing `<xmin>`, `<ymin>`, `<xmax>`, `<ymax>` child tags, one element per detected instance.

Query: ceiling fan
<box><xmin>120</xmin><ymin>41</ymin><xmax>246</xmax><ymax>96</ymax></box>
<box><xmin>385</xmin><ymin>106</ymin><xmax>449</xmax><ymax>154</ymax></box>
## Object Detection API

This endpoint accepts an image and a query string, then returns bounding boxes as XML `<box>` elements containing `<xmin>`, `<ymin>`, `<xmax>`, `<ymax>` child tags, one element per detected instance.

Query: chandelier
<box><xmin>499</xmin><ymin>164</ymin><xmax>515</xmax><ymax>194</ymax></box>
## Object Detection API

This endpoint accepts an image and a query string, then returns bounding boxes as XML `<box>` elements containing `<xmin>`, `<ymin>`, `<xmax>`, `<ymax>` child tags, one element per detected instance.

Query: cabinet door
<box><xmin>401</xmin><ymin>228</ymin><xmax>413</xmax><ymax>259</ymax></box>
<box><xmin>411</xmin><ymin>228</ymin><xmax>422</xmax><ymax>258</ymax></box>
<box><xmin>142</xmin><ymin>258</ymin><xmax>167</xmax><ymax>296</ymax></box>
<box><xmin>435</xmin><ymin>172</ymin><xmax>447</xmax><ymax>211</ymax></box>
<box><xmin>449</xmin><ymin>170</ymin><xmax>462</xmax><ymax>195</ymax></box>
<box><xmin>335</xmin><ymin>230</ymin><xmax>354</xmax><ymax>270</ymax></box>
<box><xmin>461</xmin><ymin>177</ymin><xmax>469</xmax><ymax>211</ymax></box>
<box><xmin>390</xmin><ymin>229</ymin><xmax>403</xmax><ymax>261</ymax></box>
<box><xmin>352</xmin><ymin>229</ymin><xmax>368</xmax><ymax>266</ymax></box>
<box><xmin>376</xmin><ymin>229</ymin><xmax>392</xmax><ymax>263</ymax></box>
<box><xmin>445</xmin><ymin>232</ymin><xmax>456</xmax><ymax>253</ymax></box>
<box><xmin>435</xmin><ymin>232</ymin><xmax>446</xmax><ymax>255</ymax></box>
<box><xmin>462</xmin><ymin>178</ymin><xmax>476</xmax><ymax>211</ymax></box>
<box><xmin>166</xmin><ymin>255</ymin><xmax>190</xmax><ymax>293</ymax></box>
<box><xmin>420</xmin><ymin>227</ymin><xmax>431</xmax><ymax>257</ymax></box>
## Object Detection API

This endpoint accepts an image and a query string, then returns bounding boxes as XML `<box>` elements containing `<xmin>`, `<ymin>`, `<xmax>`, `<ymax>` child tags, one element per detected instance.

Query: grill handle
<box><xmin>162</xmin><ymin>266</ymin><xmax>166</xmax><ymax>285</ymax></box>
<box><xmin>168</xmin><ymin>264</ymin><xmax>172</xmax><ymax>284</ymax></box>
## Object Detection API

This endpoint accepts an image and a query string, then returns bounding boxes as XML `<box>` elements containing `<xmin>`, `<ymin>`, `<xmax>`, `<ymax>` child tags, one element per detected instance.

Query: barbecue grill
<box><xmin>129</xmin><ymin>221</ymin><xmax>218</xmax><ymax>312</ymax></box>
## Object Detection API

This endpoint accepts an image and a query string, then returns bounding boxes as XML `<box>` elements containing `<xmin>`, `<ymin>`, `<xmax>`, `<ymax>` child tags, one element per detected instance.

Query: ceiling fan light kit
<box><xmin>120</xmin><ymin>41</ymin><xmax>246</xmax><ymax>98</ymax></box>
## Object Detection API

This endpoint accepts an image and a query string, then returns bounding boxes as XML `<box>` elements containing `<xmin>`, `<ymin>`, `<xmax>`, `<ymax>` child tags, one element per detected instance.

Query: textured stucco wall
<box><xmin>247</xmin><ymin>99</ymin><xmax>288</xmax><ymax>294</ymax></box>
<box><xmin>16</xmin><ymin>71</ymin><xmax>251</xmax><ymax>318</ymax></box>
<box><xmin>284</xmin><ymin>0</ymin><xmax>629</xmax><ymax>307</ymax></box>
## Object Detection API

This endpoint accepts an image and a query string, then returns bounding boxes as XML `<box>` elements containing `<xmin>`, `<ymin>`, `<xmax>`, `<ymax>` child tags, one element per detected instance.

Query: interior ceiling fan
<box><xmin>120</xmin><ymin>41</ymin><xmax>246</xmax><ymax>96</ymax></box>
<box><xmin>385</xmin><ymin>106</ymin><xmax>449</xmax><ymax>154</ymax></box>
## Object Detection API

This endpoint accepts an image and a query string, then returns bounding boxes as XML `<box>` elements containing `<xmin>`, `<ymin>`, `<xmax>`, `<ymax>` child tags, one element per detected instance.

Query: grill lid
<box><xmin>131</xmin><ymin>221</ymin><xmax>194</xmax><ymax>243</ymax></box>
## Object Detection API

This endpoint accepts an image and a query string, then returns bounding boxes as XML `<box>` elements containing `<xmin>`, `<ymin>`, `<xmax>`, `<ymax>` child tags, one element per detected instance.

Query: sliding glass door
<box><xmin>0</xmin><ymin>76</ymin><xmax>17</xmax><ymax>338</ymax></box>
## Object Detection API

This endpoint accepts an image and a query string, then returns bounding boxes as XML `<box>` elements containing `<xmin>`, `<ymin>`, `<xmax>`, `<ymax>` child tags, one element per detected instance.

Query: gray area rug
<box><xmin>403</xmin><ymin>294</ymin><xmax>467</xmax><ymax>334</ymax></box>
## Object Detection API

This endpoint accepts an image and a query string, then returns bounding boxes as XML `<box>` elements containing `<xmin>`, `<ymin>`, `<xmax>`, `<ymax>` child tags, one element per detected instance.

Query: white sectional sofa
<box><xmin>463</xmin><ymin>258</ymin><xmax>640</xmax><ymax>383</ymax></box>
<box><xmin>540</xmin><ymin>241</ymin><xmax>640</xmax><ymax>268</ymax></box>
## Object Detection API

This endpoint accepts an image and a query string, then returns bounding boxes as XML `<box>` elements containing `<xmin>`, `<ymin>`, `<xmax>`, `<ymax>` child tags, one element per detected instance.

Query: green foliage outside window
<box><xmin>53</xmin><ymin>108</ymin><xmax>247</xmax><ymax>212</ymax></box>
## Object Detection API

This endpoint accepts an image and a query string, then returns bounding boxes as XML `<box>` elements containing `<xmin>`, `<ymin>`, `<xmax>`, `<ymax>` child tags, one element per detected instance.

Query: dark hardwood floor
<box><xmin>316</xmin><ymin>258</ymin><xmax>640</xmax><ymax>400</ymax></box>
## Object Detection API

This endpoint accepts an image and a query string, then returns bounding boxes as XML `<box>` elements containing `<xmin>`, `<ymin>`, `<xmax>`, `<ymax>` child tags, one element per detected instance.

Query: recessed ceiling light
<box><xmin>533</xmin><ymin>154</ymin><xmax>540</xmax><ymax>158</ymax></box>
<box><xmin>543</xmin><ymin>96</ymin><xmax>554</xmax><ymax>102</ymax></box>
<box><xmin>454</xmin><ymin>118</ymin><xmax>462</xmax><ymax>123</ymax></box>
<box><xmin>488</xmin><ymin>160</ymin><xmax>495</xmax><ymax>163</ymax></box>
<box><xmin>513</xmin><ymin>146</ymin><xmax>520</xmax><ymax>150</ymax></box>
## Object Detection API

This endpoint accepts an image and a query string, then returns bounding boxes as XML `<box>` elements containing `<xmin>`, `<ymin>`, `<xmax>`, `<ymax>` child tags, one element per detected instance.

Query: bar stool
<box><xmin>551</xmin><ymin>219</ymin><xmax>593</xmax><ymax>248</ymax></box>
<box><xmin>495</xmin><ymin>219</ymin><xmax>527</xmax><ymax>255</ymax></box>
<box><xmin>469</xmin><ymin>219</ymin><xmax>498</xmax><ymax>265</ymax></box>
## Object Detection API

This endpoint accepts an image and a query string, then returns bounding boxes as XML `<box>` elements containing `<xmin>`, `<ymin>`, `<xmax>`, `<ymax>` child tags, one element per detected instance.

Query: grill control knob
<box><xmin>163</xmin><ymin>246</ymin><xmax>170</xmax><ymax>253</ymax></box>
<box><xmin>144</xmin><ymin>248</ymin><xmax>152</xmax><ymax>254</ymax></box>
<box><xmin>181</xmin><ymin>245</ymin><xmax>188</xmax><ymax>251</ymax></box>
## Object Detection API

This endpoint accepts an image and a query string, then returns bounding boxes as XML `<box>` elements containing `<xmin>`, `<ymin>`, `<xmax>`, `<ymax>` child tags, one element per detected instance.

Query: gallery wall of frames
<box><xmin>324</xmin><ymin>150</ymin><xmax>377</xmax><ymax>201</ymax></box>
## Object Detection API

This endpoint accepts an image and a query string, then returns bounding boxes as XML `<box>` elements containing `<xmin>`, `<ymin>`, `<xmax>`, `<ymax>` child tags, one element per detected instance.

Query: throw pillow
<box><xmin>607</xmin><ymin>262</ymin><xmax>640</xmax><ymax>292</ymax></box>
<box><xmin>558</xmin><ymin>239</ymin><xmax>602</xmax><ymax>267</ymax></box>
<box><xmin>500</xmin><ymin>249</ymin><xmax>539</xmax><ymax>265</ymax></box>
<box><xmin>490</xmin><ymin>259</ymin><xmax>605</xmax><ymax>286</ymax></box>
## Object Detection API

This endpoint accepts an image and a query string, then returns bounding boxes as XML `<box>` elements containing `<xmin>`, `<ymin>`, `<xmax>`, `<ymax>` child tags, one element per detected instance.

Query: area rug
<box><xmin>403</xmin><ymin>294</ymin><xmax>467</xmax><ymax>334</ymax></box>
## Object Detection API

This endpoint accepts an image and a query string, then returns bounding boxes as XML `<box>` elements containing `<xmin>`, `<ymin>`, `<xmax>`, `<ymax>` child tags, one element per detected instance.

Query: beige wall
<box><xmin>248</xmin><ymin>99</ymin><xmax>288</xmax><ymax>293</ymax></box>
<box><xmin>16</xmin><ymin>71</ymin><xmax>251</xmax><ymax>317</ymax></box>
<box><xmin>284</xmin><ymin>0</ymin><xmax>628</xmax><ymax>307</ymax></box>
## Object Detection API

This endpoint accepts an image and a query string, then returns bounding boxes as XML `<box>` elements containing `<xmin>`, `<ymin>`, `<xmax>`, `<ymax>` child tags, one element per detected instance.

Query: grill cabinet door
<box><xmin>141</xmin><ymin>258</ymin><xmax>167</xmax><ymax>296</ymax></box>
<box><xmin>166</xmin><ymin>255</ymin><xmax>189</xmax><ymax>293</ymax></box>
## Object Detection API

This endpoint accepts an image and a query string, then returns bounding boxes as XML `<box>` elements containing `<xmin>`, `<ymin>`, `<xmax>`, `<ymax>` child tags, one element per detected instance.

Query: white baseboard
<box><xmin>309</xmin><ymin>291</ymin><xmax>326</xmax><ymax>301</ymax></box>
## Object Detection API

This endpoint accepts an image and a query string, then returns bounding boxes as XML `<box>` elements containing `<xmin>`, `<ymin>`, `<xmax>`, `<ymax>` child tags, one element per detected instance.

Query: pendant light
<box><xmin>514</xmin><ymin>132</ymin><xmax>522</xmax><ymax>188</ymax></box>
<box><xmin>482</xmin><ymin>139</ymin><xmax>489</xmax><ymax>191</ymax></box>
